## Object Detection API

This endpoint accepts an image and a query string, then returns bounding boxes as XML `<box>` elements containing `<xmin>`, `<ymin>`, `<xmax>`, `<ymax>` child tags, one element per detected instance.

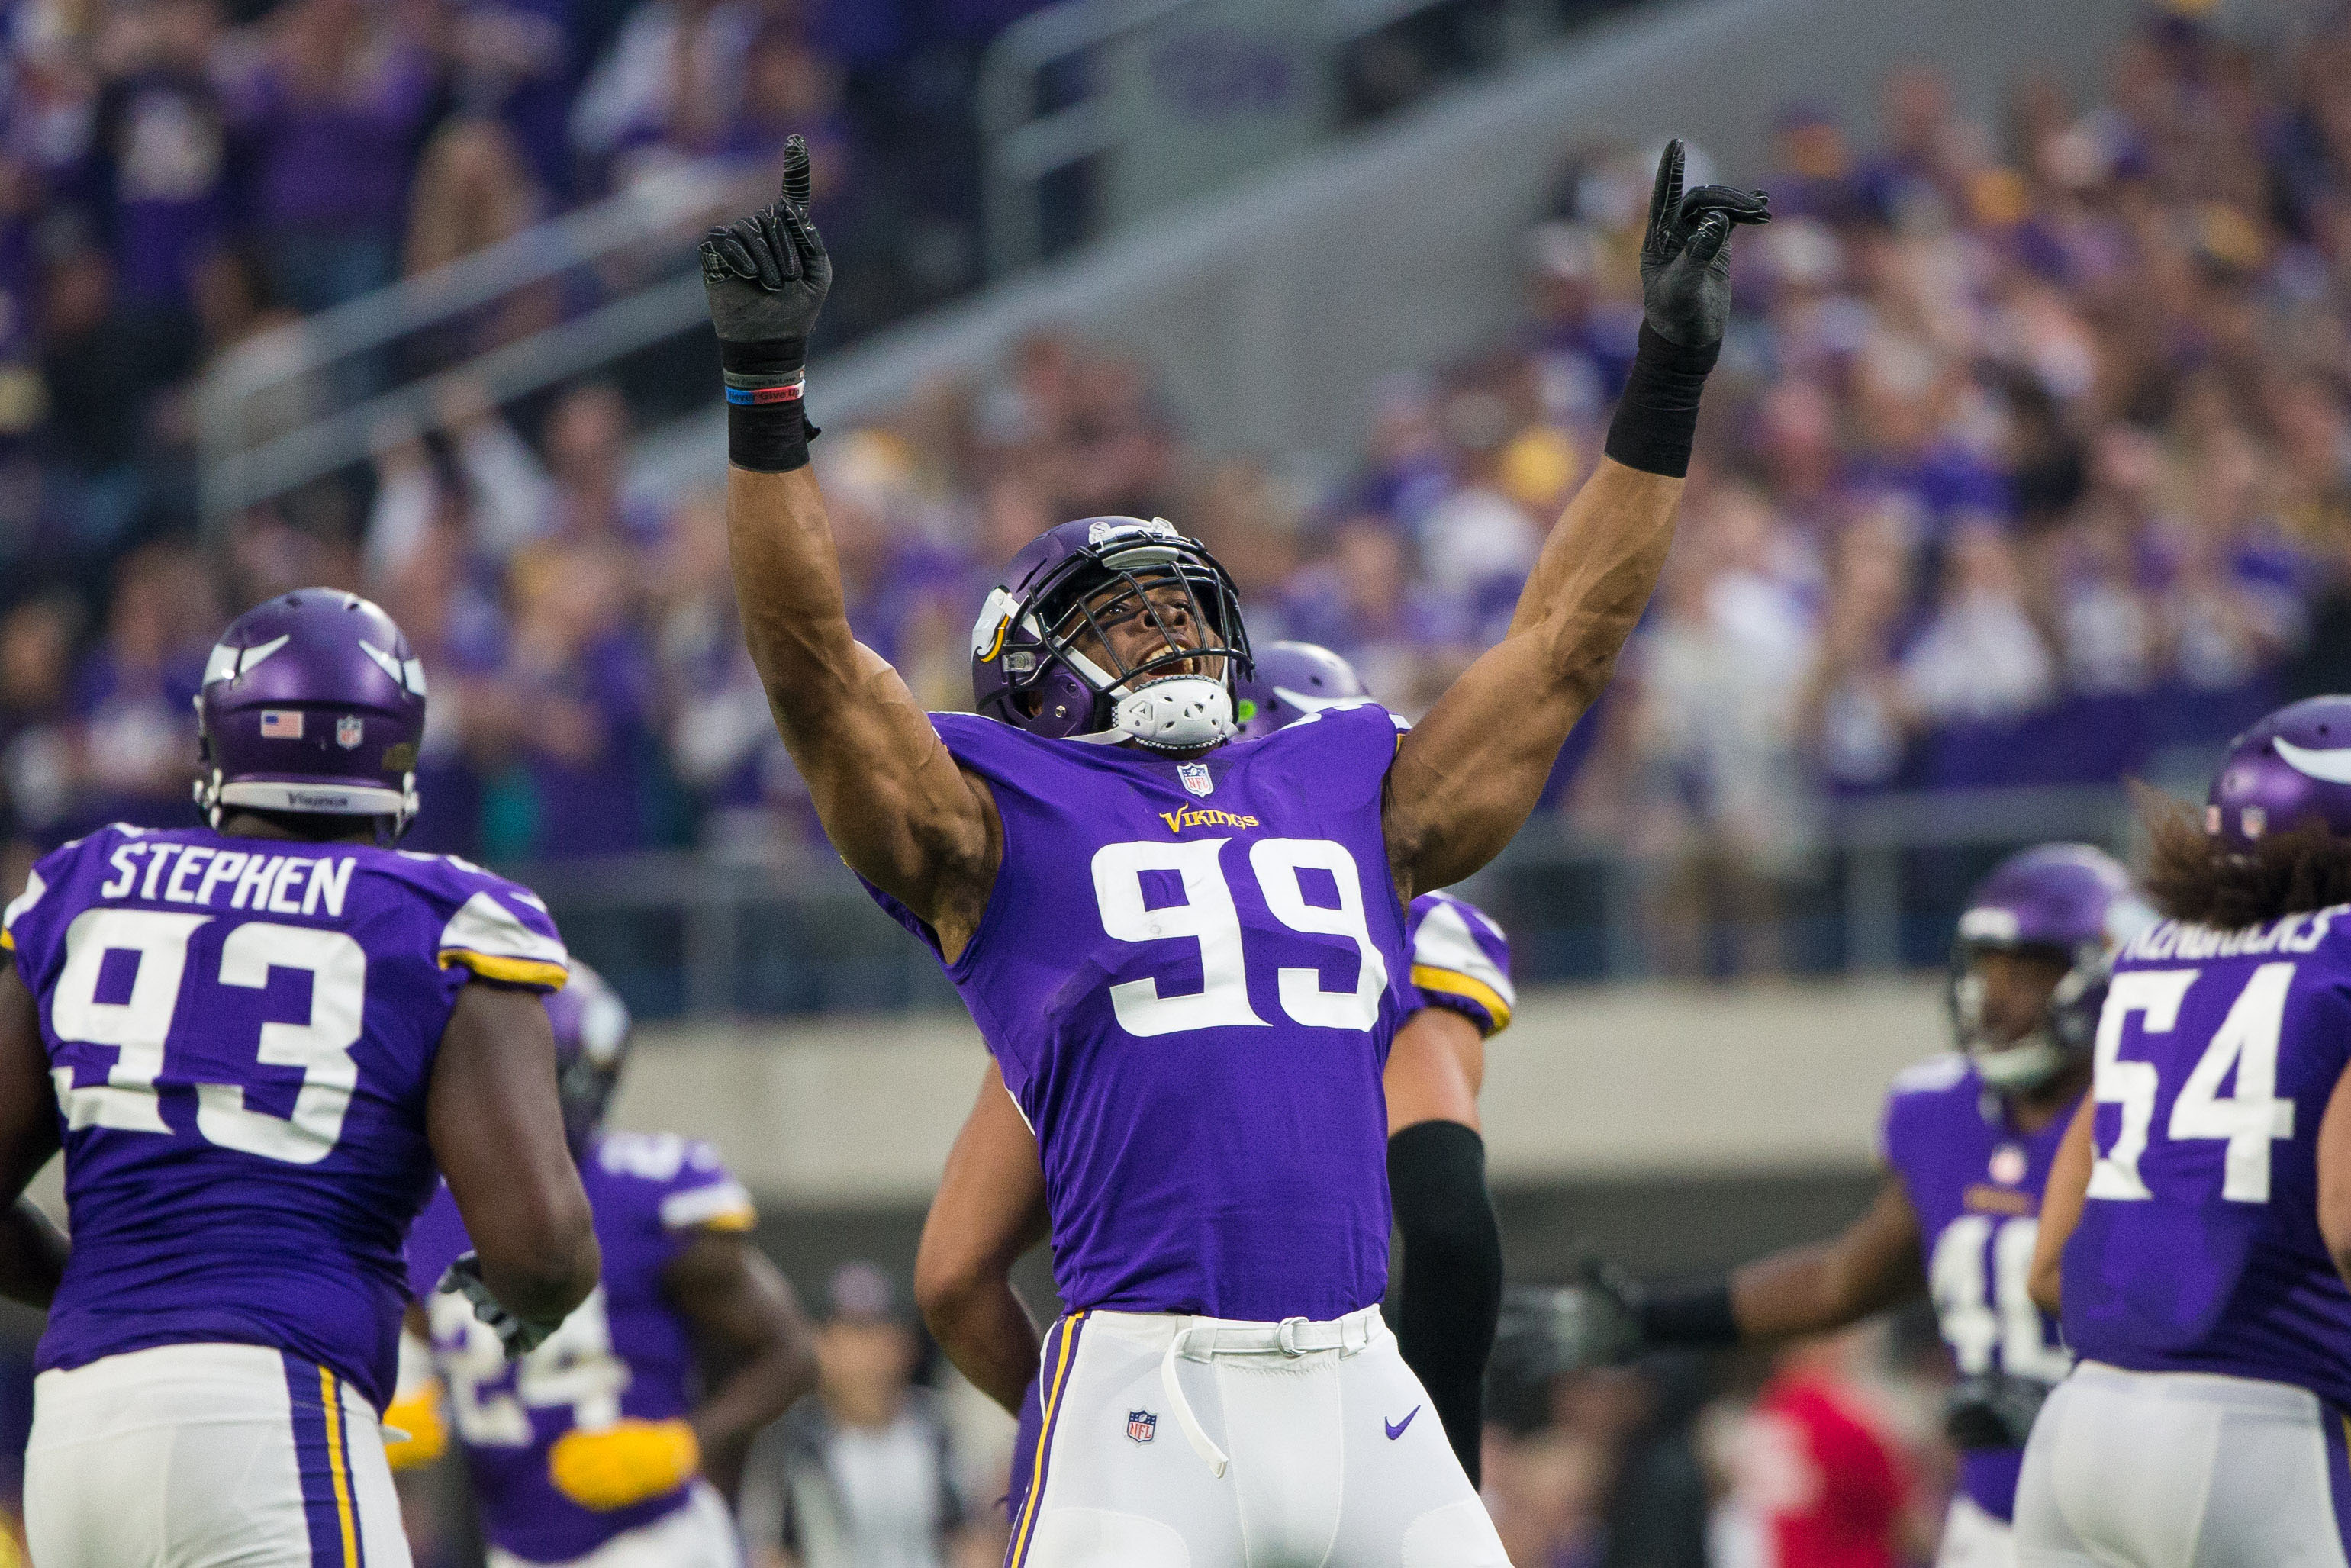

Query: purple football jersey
<box><xmin>869</xmin><ymin>705</ymin><xmax>1414</xmax><ymax>1322</ymax></box>
<box><xmin>406</xmin><ymin>1131</ymin><xmax>755</xmax><ymax>1561</ymax></box>
<box><xmin>1879</xmin><ymin>1054</ymin><xmax>2075</xmax><ymax>1521</ymax></box>
<box><xmin>1404</xmin><ymin>891</ymin><xmax>1514</xmax><ymax>1036</ymax></box>
<box><xmin>2063</xmin><ymin>908</ymin><xmax>2351</xmax><ymax>1409</ymax></box>
<box><xmin>1</xmin><ymin>823</ymin><xmax>568</xmax><ymax>1409</ymax></box>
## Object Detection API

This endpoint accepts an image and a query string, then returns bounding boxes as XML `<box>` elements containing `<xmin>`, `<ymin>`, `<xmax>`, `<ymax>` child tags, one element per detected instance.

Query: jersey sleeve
<box><xmin>412</xmin><ymin>855</ymin><xmax>570</xmax><ymax>991</ymax></box>
<box><xmin>655</xmin><ymin>1139</ymin><xmax>758</xmax><ymax>1237</ymax></box>
<box><xmin>1</xmin><ymin>826</ymin><xmax>133</xmax><ymax>971</ymax></box>
<box><xmin>1879</xmin><ymin>1052</ymin><xmax>1969</xmax><ymax>1172</ymax></box>
<box><xmin>1403</xmin><ymin>892</ymin><xmax>1515</xmax><ymax>1037</ymax></box>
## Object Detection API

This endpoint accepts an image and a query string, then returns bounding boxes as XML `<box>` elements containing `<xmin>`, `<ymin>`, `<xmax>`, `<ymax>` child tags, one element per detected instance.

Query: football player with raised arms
<box><xmin>391</xmin><ymin>960</ymin><xmax>817</xmax><ymax>1568</ymax></box>
<box><xmin>0</xmin><ymin>589</ymin><xmax>601</xmax><ymax>1566</ymax></box>
<box><xmin>915</xmin><ymin>642</ymin><xmax>1520</xmax><ymax>1510</ymax></box>
<box><xmin>703</xmin><ymin>137</ymin><xmax>1765</xmax><ymax>1561</ymax></box>
<box><xmin>1521</xmin><ymin>845</ymin><xmax>2146</xmax><ymax>1568</ymax></box>
<box><xmin>2021</xmin><ymin>697</ymin><xmax>2351</xmax><ymax>1564</ymax></box>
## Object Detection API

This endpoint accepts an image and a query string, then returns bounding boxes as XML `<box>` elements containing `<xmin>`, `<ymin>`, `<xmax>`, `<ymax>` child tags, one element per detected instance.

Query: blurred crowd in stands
<box><xmin>10</xmin><ymin>5</ymin><xmax>2351</xmax><ymax>974</ymax></box>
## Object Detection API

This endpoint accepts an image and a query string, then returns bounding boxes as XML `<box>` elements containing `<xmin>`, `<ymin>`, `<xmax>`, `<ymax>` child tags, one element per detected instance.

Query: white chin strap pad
<box><xmin>1114</xmin><ymin>676</ymin><xmax>1235</xmax><ymax>751</ymax></box>
<box><xmin>1973</xmin><ymin>1037</ymin><xmax>2066</xmax><ymax>1092</ymax></box>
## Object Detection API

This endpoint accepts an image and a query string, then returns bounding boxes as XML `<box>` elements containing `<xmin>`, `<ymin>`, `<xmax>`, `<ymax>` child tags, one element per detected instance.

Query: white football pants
<box><xmin>486</xmin><ymin>1479</ymin><xmax>742</xmax><ymax>1568</ymax></box>
<box><xmin>2016</xmin><ymin>1360</ymin><xmax>2351</xmax><ymax>1567</ymax></box>
<box><xmin>1938</xmin><ymin>1493</ymin><xmax>2016</xmax><ymax>1568</ymax></box>
<box><xmin>1006</xmin><ymin>1305</ymin><xmax>1509</xmax><ymax>1568</ymax></box>
<box><xmin>26</xmin><ymin>1341</ymin><xmax>412</xmax><ymax>1568</ymax></box>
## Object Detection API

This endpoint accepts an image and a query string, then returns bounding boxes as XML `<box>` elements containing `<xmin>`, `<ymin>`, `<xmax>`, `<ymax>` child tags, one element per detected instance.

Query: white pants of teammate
<box><xmin>486</xmin><ymin>1480</ymin><xmax>742</xmax><ymax>1568</ymax></box>
<box><xmin>1008</xmin><ymin>1305</ymin><xmax>1507</xmax><ymax>1568</ymax></box>
<box><xmin>2015</xmin><ymin>1360</ymin><xmax>2351</xmax><ymax>1567</ymax></box>
<box><xmin>1938</xmin><ymin>1494</ymin><xmax>2015</xmax><ymax>1568</ymax></box>
<box><xmin>26</xmin><ymin>1341</ymin><xmax>411</xmax><ymax>1568</ymax></box>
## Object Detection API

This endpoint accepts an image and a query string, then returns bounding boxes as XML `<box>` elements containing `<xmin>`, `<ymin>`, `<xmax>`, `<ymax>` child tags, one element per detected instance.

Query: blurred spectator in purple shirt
<box><xmin>85</xmin><ymin>0</ymin><xmax>231</xmax><ymax>318</ymax></box>
<box><xmin>66</xmin><ymin>541</ymin><xmax>216</xmax><ymax>835</ymax></box>
<box><xmin>233</xmin><ymin>0</ymin><xmax>441</xmax><ymax>313</ymax></box>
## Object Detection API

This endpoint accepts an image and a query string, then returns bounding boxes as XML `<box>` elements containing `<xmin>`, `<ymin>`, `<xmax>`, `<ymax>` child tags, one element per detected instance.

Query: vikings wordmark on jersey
<box><xmin>407</xmin><ymin>1133</ymin><xmax>755</xmax><ymax>1564</ymax></box>
<box><xmin>1881</xmin><ymin>1053</ymin><xmax>2072</xmax><ymax>1524</ymax></box>
<box><xmin>2</xmin><ymin>823</ymin><xmax>568</xmax><ymax>1409</ymax></box>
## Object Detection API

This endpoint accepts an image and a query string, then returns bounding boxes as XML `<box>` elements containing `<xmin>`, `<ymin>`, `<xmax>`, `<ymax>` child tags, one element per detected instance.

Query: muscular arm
<box><xmin>1386</xmin><ymin>459</ymin><xmax>1683</xmax><ymax>895</ymax></box>
<box><xmin>0</xmin><ymin>964</ymin><xmax>64</xmax><ymax>1306</ymax></box>
<box><xmin>427</xmin><ymin>981</ymin><xmax>599</xmax><ymax>1330</ymax></box>
<box><xmin>665</xmin><ymin>1231</ymin><xmax>818</xmax><ymax>1495</ymax></box>
<box><xmin>913</xmin><ymin>1061</ymin><xmax>1048</xmax><ymax>1413</ymax></box>
<box><xmin>729</xmin><ymin>460</ymin><xmax>1000</xmax><ymax>958</ymax></box>
<box><xmin>2030</xmin><ymin>1096</ymin><xmax>2096</xmax><ymax>1315</ymax></box>
<box><xmin>1727</xmin><ymin>1172</ymin><xmax>1927</xmax><ymax>1341</ymax></box>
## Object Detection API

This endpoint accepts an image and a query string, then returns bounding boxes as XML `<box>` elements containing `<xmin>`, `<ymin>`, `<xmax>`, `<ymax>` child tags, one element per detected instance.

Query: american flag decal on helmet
<box><xmin>1127</xmin><ymin>1409</ymin><xmax>1157</xmax><ymax>1444</ymax></box>
<box><xmin>259</xmin><ymin>710</ymin><xmax>304</xmax><ymax>739</ymax></box>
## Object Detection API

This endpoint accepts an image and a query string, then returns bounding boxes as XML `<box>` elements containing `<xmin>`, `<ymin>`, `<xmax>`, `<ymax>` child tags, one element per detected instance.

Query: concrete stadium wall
<box><xmin>634</xmin><ymin>0</ymin><xmax>2262</xmax><ymax>494</ymax></box>
<box><xmin>611</xmin><ymin>974</ymin><xmax>1950</xmax><ymax>1206</ymax></box>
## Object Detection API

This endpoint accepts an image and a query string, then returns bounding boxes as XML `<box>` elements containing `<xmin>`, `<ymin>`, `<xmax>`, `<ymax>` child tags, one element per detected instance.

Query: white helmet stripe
<box><xmin>2273</xmin><ymin>737</ymin><xmax>2351</xmax><ymax>784</ymax></box>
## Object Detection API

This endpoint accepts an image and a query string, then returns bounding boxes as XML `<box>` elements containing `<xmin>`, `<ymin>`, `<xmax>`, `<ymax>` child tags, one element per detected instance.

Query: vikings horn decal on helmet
<box><xmin>1233</xmin><ymin>642</ymin><xmax>1370</xmax><ymax>740</ymax></box>
<box><xmin>2205</xmin><ymin>695</ymin><xmax>2351</xmax><ymax>848</ymax></box>
<box><xmin>1946</xmin><ymin>844</ymin><xmax>2152</xmax><ymax>1093</ymax></box>
<box><xmin>970</xmin><ymin>517</ymin><xmax>1252</xmax><ymax>751</ymax></box>
<box><xmin>195</xmin><ymin>588</ymin><xmax>428</xmax><ymax>834</ymax></box>
<box><xmin>549</xmin><ymin>961</ymin><xmax>631</xmax><ymax>1153</ymax></box>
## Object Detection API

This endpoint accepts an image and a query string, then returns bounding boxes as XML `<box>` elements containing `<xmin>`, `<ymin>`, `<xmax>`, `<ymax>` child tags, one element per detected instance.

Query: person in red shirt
<box><xmin>1713</xmin><ymin>1332</ymin><xmax>1913</xmax><ymax>1568</ymax></box>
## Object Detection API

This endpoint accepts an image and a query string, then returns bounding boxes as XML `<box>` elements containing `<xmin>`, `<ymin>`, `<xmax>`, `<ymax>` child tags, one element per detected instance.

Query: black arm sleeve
<box><xmin>1388</xmin><ymin>1119</ymin><xmax>1503</xmax><ymax>1486</ymax></box>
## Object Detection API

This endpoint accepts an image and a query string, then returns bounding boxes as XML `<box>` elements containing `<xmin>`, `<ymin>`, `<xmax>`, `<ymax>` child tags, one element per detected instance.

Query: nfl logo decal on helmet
<box><xmin>1179</xmin><ymin>761</ymin><xmax>1213</xmax><ymax>797</ymax></box>
<box><xmin>1127</xmin><ymin>1409</ymin><xmax>1158</xmax><ymax>1444</ymax></box>
<box><xmin>195</xmin><ymin>588</ymin><xmax>428</xmax><ymax>836</ymax></box>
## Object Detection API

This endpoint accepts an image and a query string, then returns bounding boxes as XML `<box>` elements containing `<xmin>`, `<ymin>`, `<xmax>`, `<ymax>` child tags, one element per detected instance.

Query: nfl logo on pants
<box><xmin>1127</xmin><ymin>1409</ymin><xmax>1157</xmax><ymax>1444</ymax></box>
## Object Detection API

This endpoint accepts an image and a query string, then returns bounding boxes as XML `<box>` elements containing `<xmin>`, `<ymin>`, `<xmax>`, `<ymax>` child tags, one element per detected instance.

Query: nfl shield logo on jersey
<box><xmin>1127</xmin><ymin>1409</ymin><xmax>1158</xmax><ymax>1444</ymax></box>
<box><xmin>1178</xmin><ymin>762</ymin><xmax>1213</xmax><ymax>797</ymax></box>
<box><xmin>335</xmin><ymin>715</ymin><xmax>364</xmax><ymax>750</ymax></box>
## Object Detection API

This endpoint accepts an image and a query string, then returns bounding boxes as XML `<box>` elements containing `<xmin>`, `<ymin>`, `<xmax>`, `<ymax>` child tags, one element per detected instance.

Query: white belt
<box><xmin>1157</xmin><ymin>1308</ymin><xmax>1380</xmax><ymax>1478</ymax></box>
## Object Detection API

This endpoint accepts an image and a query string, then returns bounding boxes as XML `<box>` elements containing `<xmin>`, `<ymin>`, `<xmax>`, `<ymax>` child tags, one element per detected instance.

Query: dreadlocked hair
<box><xmin>2137</xmin><ymin>781</ymin><xmax>2351</xmax><ymax>928</ymax></box>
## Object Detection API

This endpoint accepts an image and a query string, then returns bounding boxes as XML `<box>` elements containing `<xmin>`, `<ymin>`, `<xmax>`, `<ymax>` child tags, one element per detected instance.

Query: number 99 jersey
<box><xmin>866</xmin><ymin>705</ymin><xmax>1413</xmax><ymax>1325</ymax></box>
<box><xmin>1879</xmin><ymin>1053</ymin><xmax>2073</xmax><ymax>1523</ymax></box>
<box><xmin>0</xmin><ymin>823</ymin><xmax>569</xmax><ymax>1410</ymax></box>
<box><xmin>2063</xmin><ymin>906</ymin><xmax>2351</xmax><ymax>1406</ymax></box>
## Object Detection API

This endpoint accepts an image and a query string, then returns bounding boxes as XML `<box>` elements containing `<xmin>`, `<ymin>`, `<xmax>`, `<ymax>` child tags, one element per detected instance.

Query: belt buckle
<box><xmin>1277</xmin><ymin>1316</ymin><xmax>1306</xmax><ymax>1357</ymax></box>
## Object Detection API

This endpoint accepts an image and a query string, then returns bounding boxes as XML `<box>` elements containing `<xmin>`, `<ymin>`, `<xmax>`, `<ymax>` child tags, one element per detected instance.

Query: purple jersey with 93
<box><xmin>869</xmin><ymin>704</ymin><xmax>1413</xmax><ymax>1322</ymax></box>
<box><xmin>2063</xmin><ymin>907</ymin><xmax>2351</xmax><ymax>1408</ymax></box>
<box><xmin>406</xmin><ymin>1132</ymin><xmax>756</xmax><ymax>1562</ymax></box>
<box><xmin>1879</xmin><ymin>1054</ymin><xmax>2074</xmax><ymax>1521</ymax></box>
<box><xmin>0</xmin><ymin>823</ymin><xmax>568</xmax><ymax>1409</ymax></box>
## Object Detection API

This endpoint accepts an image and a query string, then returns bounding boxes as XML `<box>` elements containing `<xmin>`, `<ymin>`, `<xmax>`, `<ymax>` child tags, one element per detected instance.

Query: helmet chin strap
<box><xmin>1973</xmin><ymin>1035</ymin><xmax>2069</xmax><ymax>1093</ymax></box>
<box><xmin>1113</xmin><ymin>675</ymin><xmax>1236</xmax><ymax>751</ymax></box>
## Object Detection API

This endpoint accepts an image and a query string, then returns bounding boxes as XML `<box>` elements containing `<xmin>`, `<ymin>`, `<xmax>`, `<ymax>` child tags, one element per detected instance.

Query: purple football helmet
<box><xmin>1233</xmin><ymin>642</ymin><xmax>1370</xmax><ymax>740</ymax></box>
<box><xmin>1947</xmin><ymin>843</ymin><xmax>2150</xmax><ymax>1093</ymax></box>
<box><xmin>2205</xmin><ymin>696</ymin><xmax>2351</xmax><ymax>848</ymax></box>
<box><xmin>970</xmin><ymin>517</ymin><xmax>1251</xmax><ymax>751</ymax></box>
<box><xmin>551</xmin><ymin>960</ymin><xmax>630</xmax><ymax>1153</ymax></box>
<box><xmin>195</xmin><ymin>589</ymin><xmax>427</xmax><ymax>834</ymax></box>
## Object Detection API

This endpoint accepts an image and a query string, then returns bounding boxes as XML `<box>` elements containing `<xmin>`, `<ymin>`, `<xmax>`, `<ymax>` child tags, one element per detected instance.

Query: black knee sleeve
<box><xmin>1388</xmin><ymin>1119</ymin><xmax>1503</xmax><ymax>1486</ymax></box>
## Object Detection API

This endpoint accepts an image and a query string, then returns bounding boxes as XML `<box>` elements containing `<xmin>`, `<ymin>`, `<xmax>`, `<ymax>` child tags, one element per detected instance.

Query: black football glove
<box><xmin>699</xmin><ymin>135</ymin><xmax>831</xmax><ymax>357</ymax></box>
<box><xmin>1943</xmin><ymin>1371</ymin><xmax>2053</xmax><ymax>1450</ymax></box>
<box><xmin>1493</xmin><ymin>1264</ymin><xmax>1647</xmax><ymax>1380</ymax></box>
<box><xmin>1637</xmin><ymin>139</ymin><xmax>1770</xmax><ymax>349</ymax></box>
<box><xmin>438</xmin><ymin>1251</ymin><xmax>564</xmax><ymax>1359</ymax></box>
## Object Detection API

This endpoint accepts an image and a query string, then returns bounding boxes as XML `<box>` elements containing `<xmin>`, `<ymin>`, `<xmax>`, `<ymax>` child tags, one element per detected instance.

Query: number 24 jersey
<box><xmin>0</xmin><ymin>823</ymin><xmax>569</xmax><ymax>1409</ymax></box>
<box><xmin>2065</xmin><ymin>905</ymin><xmax>2351</xmax><ymax>1407</ymax></box>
